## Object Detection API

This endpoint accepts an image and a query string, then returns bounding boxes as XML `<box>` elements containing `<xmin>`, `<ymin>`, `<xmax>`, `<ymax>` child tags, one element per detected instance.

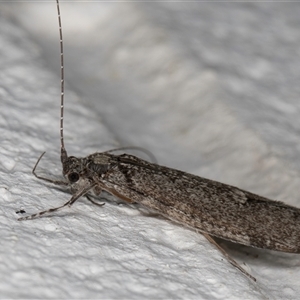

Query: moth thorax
<box><xmin>91</xmin><ymin>154</ymin><xmax>111</xmax><ymax>165</ymax></box>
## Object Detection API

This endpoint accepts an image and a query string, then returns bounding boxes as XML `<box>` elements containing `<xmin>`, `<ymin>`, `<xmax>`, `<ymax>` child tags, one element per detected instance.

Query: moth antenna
<box><xmin>56</xmin><ymin>0</ymin><xmax>68</xmax><ymax>164</ymax></box>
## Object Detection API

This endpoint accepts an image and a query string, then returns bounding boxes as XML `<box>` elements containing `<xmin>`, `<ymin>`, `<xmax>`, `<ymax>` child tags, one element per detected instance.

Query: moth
<box><xmin>19</xmin><ymin>0</ymin><xmax>300</xmax><ymax>282</ymax></box>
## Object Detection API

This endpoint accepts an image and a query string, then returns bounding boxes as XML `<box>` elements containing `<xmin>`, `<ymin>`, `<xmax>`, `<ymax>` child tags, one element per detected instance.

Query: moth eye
<box><xmin>68</xmin><ymin>172</ymin><xmax>79</xmax><ymax>183</ymax></box>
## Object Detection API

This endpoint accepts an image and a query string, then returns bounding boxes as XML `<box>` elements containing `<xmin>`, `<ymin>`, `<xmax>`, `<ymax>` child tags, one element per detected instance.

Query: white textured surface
<box><xmin>1</xmin><ymin>1</ymin><xmax>300</xmax><ymax>299</ymax></box>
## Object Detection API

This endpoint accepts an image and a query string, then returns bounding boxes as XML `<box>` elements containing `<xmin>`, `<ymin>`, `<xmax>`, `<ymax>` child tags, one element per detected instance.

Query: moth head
<box><xmin>62</xmin><ymin>156</ymin><xmax>85</xmax><ymax>184</ymax></box>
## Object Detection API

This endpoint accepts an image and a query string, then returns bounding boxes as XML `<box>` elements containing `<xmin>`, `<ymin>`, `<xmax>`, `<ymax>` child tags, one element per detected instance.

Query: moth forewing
<box><xmin>94</xmin><ymin>153</ymin><xmax>300</xmax><ymax>254</ymax></box>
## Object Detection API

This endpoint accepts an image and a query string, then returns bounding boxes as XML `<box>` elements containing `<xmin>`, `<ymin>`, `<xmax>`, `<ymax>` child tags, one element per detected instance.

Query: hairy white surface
<box><xmin>1</xmin><ymin>2</ymin><xmax>300</xmax><ymax>299</ymax></box>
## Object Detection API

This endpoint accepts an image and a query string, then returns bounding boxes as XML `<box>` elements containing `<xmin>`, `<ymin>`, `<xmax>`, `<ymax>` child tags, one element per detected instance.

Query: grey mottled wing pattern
<box><xmin>100</xmin><ymin>154</ymin><xmax>300</xmax><ymax>253</ymax></box>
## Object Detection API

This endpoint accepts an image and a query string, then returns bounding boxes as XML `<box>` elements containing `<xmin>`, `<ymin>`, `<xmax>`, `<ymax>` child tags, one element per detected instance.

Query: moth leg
<box><xmin>18</xmin><ymin>184</ymin><xmax>95</xmax><ymax>221</ymax></box>
<box><xmin>32</xmin><ymin>152</ymin><xmax>68</xmax><ymax>186</ymax></box>
<box><xmin>203</xmin><ymin>233</ymin><xmax>256</xmax><ymax>282</ymax></box>
<box><xmin>86</xmin><ymin>194</ymin><xmax>105</xmax><ymax>207</ymax></box>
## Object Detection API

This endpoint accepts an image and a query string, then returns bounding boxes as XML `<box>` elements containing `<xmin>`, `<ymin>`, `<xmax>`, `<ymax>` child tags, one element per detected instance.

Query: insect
<box><xmin>19</xmin><ymin>0</ymin><xmax>300</xmax><ymax>282</ymax></box>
